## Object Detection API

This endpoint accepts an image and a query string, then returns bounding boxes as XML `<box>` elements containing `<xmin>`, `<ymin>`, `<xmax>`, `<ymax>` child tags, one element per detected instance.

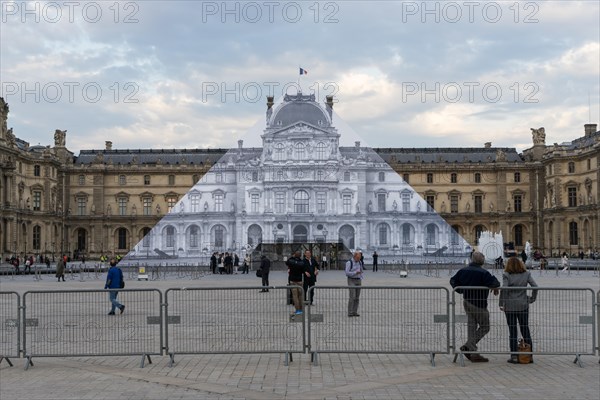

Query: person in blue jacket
<box><xmin>104</xmin><ymin>258</ymin><xmax>125</xmax><ymax>315</ymax></box>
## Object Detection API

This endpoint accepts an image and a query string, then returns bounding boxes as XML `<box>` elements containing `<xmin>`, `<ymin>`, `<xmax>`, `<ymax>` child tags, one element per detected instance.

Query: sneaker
<box><xmin>120</xmin><ymin>305</ymin><xmax>125</xmax><ymax>314</ymax></box>
<box><xmin>295</xmin><ymin>310</ymin><xmax>303</xmax><ymax>315</ymax></box>
<box><xmin>107</xmin><ymin>312</ymin><xmax>115</xmax><ymax>315</ymax></box>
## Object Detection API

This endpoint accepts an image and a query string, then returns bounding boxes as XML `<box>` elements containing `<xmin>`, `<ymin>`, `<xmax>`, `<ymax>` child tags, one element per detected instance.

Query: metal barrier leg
<box><xmin>0</xmin><ymin>357</ymin><xmax>14</xmax><ymax>367</ymax></box>
<box><xmin>430</xmin><ymin>353</ymin><xmax>436</xmax><ymax>367</ymax></box>
<box><xmin>284</xmin><ymin>352</ymin><xmax>293</xmax><ymax>366</ymax></box>
<box><xmin>140</xmin><ymin>354</ymin><xmax>152</xmax><ymax>368</ymax></box>
<box><xmin>24</xmin><ymin>356</ymin><xmax>33</xmax><ymax>370</ymax></box>
<box><xmin>573</xmin><ymin>354</ymin><xmax>583</xmax><ymax>368</ymax></box>
<box><xmin>168</xmin><ymin>353</ymin><xmax>175</xmax><ymax>367</ymax></box>
<box><xmin>311</xmin><ymin>352</ymin><xmax>319</xmax><ymax>366</ymax></box>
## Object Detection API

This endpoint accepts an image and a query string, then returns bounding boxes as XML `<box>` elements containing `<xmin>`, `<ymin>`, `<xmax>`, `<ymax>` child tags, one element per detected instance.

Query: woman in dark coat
<box><xmin>55</xmin><ymin>258</ymin><xmax>66</xmax><ymax>282</ymax></box>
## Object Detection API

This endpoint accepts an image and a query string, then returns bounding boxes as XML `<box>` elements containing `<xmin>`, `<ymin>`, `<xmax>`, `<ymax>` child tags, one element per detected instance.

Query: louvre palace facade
<box><xmin>0</xmin><ymin>96</ymin><xmax>598</xmax><ymax>261</ymax></box>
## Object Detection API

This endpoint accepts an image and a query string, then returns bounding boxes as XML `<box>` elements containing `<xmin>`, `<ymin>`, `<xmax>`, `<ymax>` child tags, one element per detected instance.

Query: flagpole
<box><xmin>297</xmin><ymin>66</ymin><xmax>301</xmax><ymax>93</ymax></box>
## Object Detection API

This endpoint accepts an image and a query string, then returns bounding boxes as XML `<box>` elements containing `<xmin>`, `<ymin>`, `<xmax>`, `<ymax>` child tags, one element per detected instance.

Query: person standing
<box><xmin>499</xmin><ymin>257</ymin><xmax>537</xmax><ymax>364</ymax></box>
<box><xmin>450</xmin><ymin>251</ymin><xmax>500</xmax><ymax>362</ymax></box>
<box><xmin>210</xmin><ymin>252</ymin><xmax>217</xmax><ymax>274</ymax></box>
<box><xmin>303</xmin><ymin>250</ymin><xmax>320</xmax><ymax>305</ymax></box>
<box><xmin>233</xmin><ymin>253</ymin><xmax>240</xmax><ymax>274</ymax></box>
<box><xmin>286</xmin><ymin>251</ymin><xmax>305</xmax><ymax>315</ymax></box>
<box><xmin>372</xmin><ymin>251</ymin><xmax>378</xmax><ymax>272</ymax></box>
<box><xmin>55</xmin><ymin>256</ymin><xmax>66</xmax><ymax>282</ymax></box>
<box><xmin>224</xmin><ymin>252</ymin><xmax>233</xmax><ymax>275</ymax></box>
<box><xmin>104</xmin><ymin>258</ymin><xmax>125</xmax><ymax>315</ymax></box>
<box><xmin>242</xmin><ymin>254</ymin><xmax>250</xmax><ymax>274</ymax></box>
<box><xmin>259</xmin><ymin>255</ymin><xmax>271</xmax><ymax>292</ymax></box>
<box><xmin>561</xmin><ymin>252</ymin><xmax>569</xmax><ymax>272</ymax></box>
<box><xmin>345</xmin><ymin>251</ymin><xmax>364</xmax><ymax>317</ymax></box>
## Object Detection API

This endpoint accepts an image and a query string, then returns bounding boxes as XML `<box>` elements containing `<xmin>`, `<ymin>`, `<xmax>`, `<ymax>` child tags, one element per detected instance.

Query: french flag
<box><xmin>299</xmin><ymin>67</ymin><xmax>308</xmax><ymax>75</ymax></box>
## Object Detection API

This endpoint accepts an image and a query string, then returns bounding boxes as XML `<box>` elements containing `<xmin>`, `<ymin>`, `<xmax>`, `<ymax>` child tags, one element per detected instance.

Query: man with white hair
<box><xmin>450</xmin><ymin>251</ymin><xmax>500</xmax><ymax>362</ymax></box>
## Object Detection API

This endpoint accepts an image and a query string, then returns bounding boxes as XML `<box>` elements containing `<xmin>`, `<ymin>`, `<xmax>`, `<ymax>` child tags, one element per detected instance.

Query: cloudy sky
<box><xmin>1</xmin><ymin>1</ymin><xmax>599</xmax><ymax>153</ymax></box>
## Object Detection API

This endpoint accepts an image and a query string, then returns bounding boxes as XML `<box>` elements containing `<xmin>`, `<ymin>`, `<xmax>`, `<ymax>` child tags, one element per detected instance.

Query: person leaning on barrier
<box><xmin>104</xmin><ymin>258</ymin><xmax>125</xmax><ymax>315</ymax></box>
<box><xmin>302</xmin><ymin>250</ymin><xmax>320</xmax><ymax>305</ymax></box>
<box><xmin>450</xmin><ymin>251</ymin><xmax>500</xmax><ymax>363</ymax></box>
<box><xmin>259</xmin><ymin>254</ymin><xmax>271</xmax><ymax>292</ymax></box>
<box><xmin>286</xmin><ymin>251</ymin><xmax>305</xmax><ymax>316</ymax></box>
<box><xmin>345</xmin><ymin>251</ymin><xmax>364</xmax><ymax>317</ymax></box>
<box><xmin>499</xmin><ymin>257</ymin><xmax>537</xmax><ymax>364</ymax></box>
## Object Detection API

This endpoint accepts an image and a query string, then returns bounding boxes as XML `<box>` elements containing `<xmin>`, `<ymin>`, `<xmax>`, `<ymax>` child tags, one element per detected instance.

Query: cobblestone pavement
<box><xmin>1</xmin><ymin>269</ymin><xmax>599</xmax><ymax>400</ymax></box>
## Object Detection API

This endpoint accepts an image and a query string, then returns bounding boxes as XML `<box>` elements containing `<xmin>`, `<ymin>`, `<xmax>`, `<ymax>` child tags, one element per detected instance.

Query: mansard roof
<box><xmin>74</xmin><ymin>148</ymin><xmax>228</xmax><ymax>166</ymax></box>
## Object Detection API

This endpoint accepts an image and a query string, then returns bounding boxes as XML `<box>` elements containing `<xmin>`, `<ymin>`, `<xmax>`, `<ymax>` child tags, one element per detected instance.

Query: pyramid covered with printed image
<box><xmin>122</xmin><ymin>91</ymin><xmax>472</xmax><ymax>267</ymax></box>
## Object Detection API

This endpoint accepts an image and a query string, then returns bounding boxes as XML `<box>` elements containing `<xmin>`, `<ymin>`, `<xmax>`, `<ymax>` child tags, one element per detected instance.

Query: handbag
<box><xmin>517</xmin><ymin>338</ymin><xmax>532</xmax><ymax>364</ymax></box>
<box><xmin>256</xmin><ymin>269</ymin><xmax>263</xmax><ymax>278</ymax></box>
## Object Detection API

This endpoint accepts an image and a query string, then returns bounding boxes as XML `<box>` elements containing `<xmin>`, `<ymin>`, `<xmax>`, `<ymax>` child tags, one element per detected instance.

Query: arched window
<box><xmin>294</xmin><ymin>142</ymin><xmax>305</xmax><ymax>160</ymax></box>
<box><xmin>294</xmin><ymin>190</ymin><xmax>309</xmax><ymax>213</ymax></box>
<box><xmin>189</xmin><ymin>225</ymin><xmax>199</xmax><ymax>248</ymax></box>
<box><xmin>426</xmin><ymin>224</ymin><xmax>437</xmax><ymax>246</ymax></box>
<box><xmin>378</xmin><ymin>223</ymin><xmax>390</xmax><ymax>246</ymax></box>
<box><xmin>274</xmin><ymin>143</ymin><xmax>285</xmax><ymax>161</ymax></box>
<box><xmin>315</xmin><ymin>142</ymin><xmax>327</xmax><ymax>160</ymax></box>
<box><xmin>117</xmin><ymin>228</ymin><xmax>128</xmax><ymax>250</ymax></box>
<box><xmin>166</xmin><ymin>226</ymin><xmax>175</xmax><ymax>248</ymax></box>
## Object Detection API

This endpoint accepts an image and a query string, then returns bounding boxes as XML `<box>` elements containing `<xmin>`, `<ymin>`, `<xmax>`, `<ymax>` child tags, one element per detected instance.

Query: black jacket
<box><xmin>450</xmin><ymin>263</ymin><xmax>500</xmax><ymax>308</ymax></box>
<box><xmin>286</xmin><ymin>256</ymin><xmax>305</xmax><ymax>282</ymax></box>
<box><xmin>303</xmin><ymin>257</ymin><xmax>319</xmax><ymax>284</ymax></box>
<box><xmin>260</xmin><ymin>257</ymin><xmax>271</xmax><ymax>273</ymax></box>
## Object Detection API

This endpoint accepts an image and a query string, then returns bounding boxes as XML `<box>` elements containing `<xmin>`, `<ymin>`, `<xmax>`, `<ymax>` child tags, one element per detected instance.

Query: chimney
<box><xmin>355</xmin><ymin>141</ymin><xmax>361</xmax><ymax>148</ymax></box>
<box><xmin>325</xmin><ymin>95</ymin><xmax>334</xmax><ymax>120</ymax></box>
<box><xmin>584</xmin><ymin>123</ymin><xmax>597</xmax><ymax>137</ymax></box>
<box><xmin>105</xmin><ymin>141</ymin><xmax>112</xmax><ymax>151</ymax></box>
<box><xmin>484</xmin><ymin>142</ymin><xmax>492</xmax><ymax>148</ymax></box>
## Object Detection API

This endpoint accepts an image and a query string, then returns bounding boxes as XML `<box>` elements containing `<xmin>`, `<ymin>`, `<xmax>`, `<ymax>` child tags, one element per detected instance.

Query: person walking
<box><xmin>55</xmin><ymin>256</ymin><xmax>66</xmax><ymax>282</ymax></box>
<box><xmin>303</xmin><ymin>250</ymin><xmax>320</xmax><ymax>305</ymax></box>
<box><xmin>104</xmin><ymin>258</ymin><xmax>125</xmax><ymax>315</ymax></box>
<box><xmin>286</xmin><ymin>251</ymin><xmax>305</xmax><ymax>316</ymax></box>
<box><xmin>450</xmin><ymin>251</ymin><xmax>500</xmax><ymax>362</ymax></box>
<box><xmin>345</xmin><ymin>251</ymin><xmax>364</xmax><ymax>317</ymax></box>
<box><xmin>372</xmin><ymin>251</ymin><xmax>378</xmax><ymax>272</ymax></box>
<box><xmin>561</xmin><ymin>252</ymin><xmax>569</xmax><ymax>272</ymax></box>
<box><xmin>259</xmin><ymin>254</ymin><xmax>270</xmax><ymax>292</ymax></box>
<box><xmin>499</xmin><ymin>257</ymin><xmax>538</xmax><ymax>364</ymax></box>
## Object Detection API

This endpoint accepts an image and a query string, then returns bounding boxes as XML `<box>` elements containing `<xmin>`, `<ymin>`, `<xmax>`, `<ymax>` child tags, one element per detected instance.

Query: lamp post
<box><xmin>323</xmin><ymin>227</ymin><xmax>328</xmax><ymax>243</ymax></box>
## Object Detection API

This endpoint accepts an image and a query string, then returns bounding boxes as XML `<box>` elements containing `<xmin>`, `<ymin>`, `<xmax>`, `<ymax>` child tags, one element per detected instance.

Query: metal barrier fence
<box><xmin>22</xmin><ymin>289</ymin><xmax>163</xmax><ymax>369</ymax></box>
<box><xmin>452</xmin><ymin>287</ymin><xmax>596</xmax><ymax>367</ymax></box>
<box><xmin>307</xmin><ymin>286</ymin><xmax>450</xmax><ymax>366</ymax></box>
<box><xmin>165</xmin><ymin>286</ymin><xmax>305</xmax><ymax>366</ymax></box>
<box><xmin>0</xmin><ymin>292</ymin><xmax>20</xmax><ymax>367</ymax></box>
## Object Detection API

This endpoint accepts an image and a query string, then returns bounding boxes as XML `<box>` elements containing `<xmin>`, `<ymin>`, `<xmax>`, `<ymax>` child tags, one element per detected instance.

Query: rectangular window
<box><xmin>343</xmin><ymin>194</ymin><xmax>352</xmax><ymax>214</ymax></box>
<box><xmin>379</xmin><ymin>226</ymin><xmax>387</xmax><ymax>245</ymax></box>
<box><xmin>118</xmin><ymin>197</ymin><xmax>127</xmax><ymax>216</ymax></box>
<box><xmin>569</xmin><ymin>222</ymin><xmax>578</xmax><ymax>245</ymax></box>
<box><xmin>77</xmin><ymin>197</ymin><xmax>86</xmax><ymax>215</ymax></box>
<box><xmin>143</xmin><ymin>197</ymin><xmax>152</xmax><ymax>216</ymax></box>
<box><xmin>426</xmin><ymin>195</ymin><xmax>435</xmax><ymax>212</ymax></box>
<box><xmin>168</xmin><ymin>175</ymin><xmax>175</xmax><ymax>185</ymax></box>
<box><xmin>568</xmin><ymin>187</ymin><xmax>577</xmax><ymax>207</ymax></box>
<box><xmin>119</xmin><ymin>175</ymin><xmax>126</xmax><ymax>185</ymax></box>
<box><xmin>216</xmin><ymin>173</ymin><xmax>223</xmax><ymax>183</ymax></box>
<box><xmin>427</xmin><ymin>173</ymin><xmax>433</xmax><ymax>184</ymax></box>
<box><xmin>474</xmin><ymin>173</ymin><xmax>481</xmax><ymax>183</ymax></box>
<box><xmin>33</xmin><ymin>191</ymin><xmax>42</xmax><ymax>211</ymax></box>
<box><xmin>450</xmin><ymin>195</ymin><xmax>458</xmax><ymax>213</ymax></box>
<box><xmin>214</xmin><ymin>194</ymin><xmax>223</xmax><ymax>212</ymax></box>
<box><xmin>190</xmin><ymin>194</ymin><xmax>200</xmax><ymax>212</ymax></box>
<box><xmin>166</xmin><ymin>197</ymin><xmax>177</xmax><ymax>213</ymax></box>
<box><xmin>378</xmin><ymin>193</ymin><xmax>386</xmax><ymax>212</ymax></box>
<box><xmin>144</xmin><ymin>175</ymin><xmax>151</xmax><ymax>185</ymax></box>
<box><xmin>514</xmin><ymin>195</ymin><xmax>522</xmax><ymax>212</ymax></box>
<box><xmin>474</xmin><ymin>195</ymin><xmax>483</xmax><ymax>213</ymax></box>
<box><xmin>316</xmin><ymin>192</ymin><xmax>326</xmax><ymax>213</ymax></box>
<box><xmin>402</xmin><ymin>173</ymin><xmax>409</xmax><ymax>184</ymax></box>
<box><xmin>402</xmin><ymin>193</ymin><xmax>410</xmax><ymax>212</ymax></box>
<box><xmin>514</xmin><ymin>172</ymin><xmax>521</xmax><ymax>183</ymax></box>
<box><xmin>33</xmin><ymin>226</ymin><xmax>41</xmax><ymax>250</ymax></box>
<box><xmin>275</xmin><ymin>192</ymin><xmax>285</xmax><ymax>214</ymax></box>
<box><xmin>215</xmin><ymin>227</ymin><xmax>224</xmax><ymax>248</ymax></box>
<box><xmin>251</xmin><ymin>193</ymin><xmax>259</xmax><ymax>213</ymax></box>
<box><xmin>34</xmin><ymin>165</ymin><xmax>41</xmax><ymax>177</ymax></box>
<box><xmin>79</xmin><ymin>175</ymin><xmax>85</xmax><ymax>185</ymax></box>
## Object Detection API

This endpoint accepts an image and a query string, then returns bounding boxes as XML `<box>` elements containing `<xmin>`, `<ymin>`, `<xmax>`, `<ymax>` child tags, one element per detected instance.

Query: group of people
<box><xmin>210</xmin><ymin>252</ymin><xmax>250</xmax><ymax>275</ymax></box>
<box><xmin>451</xmin><ymin>251</ymin><xmax>537</xmax><ymax>364</ymax></box>
<box><xmin>7</xmin><ymin>254</ymin><xmax>52</xmax><ymax>274</ymax></box>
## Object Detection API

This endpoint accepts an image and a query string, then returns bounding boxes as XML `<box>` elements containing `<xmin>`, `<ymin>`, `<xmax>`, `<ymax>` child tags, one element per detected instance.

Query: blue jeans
<box><xmin>109</xmin><ymin>291</ymin><xmax>123</xmax><ymax>313</ymax></box>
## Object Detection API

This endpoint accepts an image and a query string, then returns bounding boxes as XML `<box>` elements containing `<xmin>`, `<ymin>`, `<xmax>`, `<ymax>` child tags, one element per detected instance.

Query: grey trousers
<box><xmin>463</xmin><ymin>300</ymin><xmax>490</xmax><ymax>351</ymax></box>
<box><xmin>347</xmin><ymin>278</ymin><xmax>362</xmax><ymax>315</ymax></box>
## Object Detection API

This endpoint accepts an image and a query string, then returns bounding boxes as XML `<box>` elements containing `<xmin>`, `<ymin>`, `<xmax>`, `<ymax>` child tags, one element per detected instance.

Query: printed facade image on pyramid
<box><xmin>123</xmin><ymin>92</ymin><xmax>471</xmax><ymax>267</ymax></box>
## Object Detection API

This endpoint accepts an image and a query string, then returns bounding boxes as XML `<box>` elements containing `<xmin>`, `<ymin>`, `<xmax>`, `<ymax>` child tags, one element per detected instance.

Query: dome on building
<box><xmin>269</xmin><ymin>93</ymin><xmax>331</xmax><ymax>128</ymax></box>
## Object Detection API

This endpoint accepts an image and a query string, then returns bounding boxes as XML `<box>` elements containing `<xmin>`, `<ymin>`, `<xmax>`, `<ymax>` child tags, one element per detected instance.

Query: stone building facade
<box><xmin>0</xmin><ymin>96</ymin><xmax>598</xmax><ymax>260</ymax></box>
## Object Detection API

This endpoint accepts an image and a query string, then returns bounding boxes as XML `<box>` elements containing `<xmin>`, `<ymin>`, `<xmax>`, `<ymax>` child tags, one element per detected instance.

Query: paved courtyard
<box><xmin>1</xmin><ymin>268</ymin><xmax>599</xmax><ymax>400</ymax></box>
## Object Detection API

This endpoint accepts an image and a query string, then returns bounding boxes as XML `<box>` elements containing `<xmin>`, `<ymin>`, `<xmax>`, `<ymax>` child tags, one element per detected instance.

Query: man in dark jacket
<box><xmin>259</xmin><ymin>255</ymin><xmax>271</xmax><ymax>292</ymax></box>
<box><xmin>104</xmin><ymin>258</ymin><xmax>125</xmax><ymax>315</ymax></box>
<box><xmin>210</xmin><ymin>253</ymin><xmax>217</xmax><ymax>274</ymax></box>
<box><xmin>286</xmin><ymin>251</ymin><xmax>305</xmax><ymax>315</ymax></box>
<box><xmin>224</xmin><ymin>252</ymin><xmax>233</xmax><ymax>274</ymax></box>
<box><xmin>450</xmin><ymin>251</ymin><xmax>500</xmax><ymax>362</ymax></box>
<box><xmin>303</xmin><ymin>250</ymin><xmax>319</xmax><ymax>305</ymax></box>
